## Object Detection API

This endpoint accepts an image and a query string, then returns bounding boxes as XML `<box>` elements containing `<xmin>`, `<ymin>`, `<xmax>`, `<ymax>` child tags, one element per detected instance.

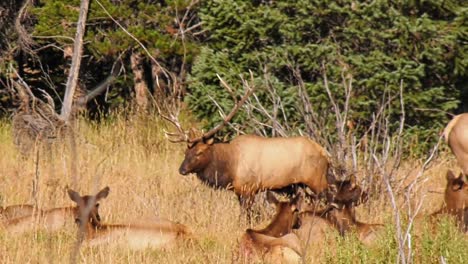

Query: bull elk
<box><xmin>1</xmin><ymin>188</ymin><xmax>108</xmax><ymax>234</ymax></box>
<box><xmin>443</xmin><ymin>113</ymin><xmax>468</xmax><ymax>175</ymax></box>
<box><xmin>69</xmin><ymin>187</ymin><xmax>192</xmax><ymax>250</ymax></box>
<box><xmin>0</xmin><ymin>204</ymin><xmax>35</xmax><ymax>221</ymax></box>
<box><xmin>163</xmin><ymin>86</ymin><xmax>332</xmax><ymax>221</ymax></box>
<box><xmin>236</xmin><ymin>192</ymin><xmax>303</xmax><ymax>264</ymax></box>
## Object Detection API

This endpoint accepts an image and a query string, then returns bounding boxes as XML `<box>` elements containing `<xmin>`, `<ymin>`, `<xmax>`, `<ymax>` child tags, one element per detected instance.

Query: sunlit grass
<box><xmin>0</xmin><ymin>114</ymin><xmax>466</xmax><ymax>263</ymax></box>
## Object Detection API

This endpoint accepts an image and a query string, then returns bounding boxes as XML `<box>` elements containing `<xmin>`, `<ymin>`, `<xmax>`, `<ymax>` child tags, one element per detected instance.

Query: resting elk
<box><xmin>1</xmin><ymin>188</ymin><xmax>107</xmax><ymax>234</ymax></box>
<box><xmin>164</xmin><ymin>87</ymin><xmax>332</xmax><ymax>221</ymax></box>
<box><xmin>432</xmin><ymin>170</ymin><xmax>468</xmax><ymax>232</ymax></box>
<box><xmin>444</xmin><ymin>113</ymin><xmax>468</xmax><ymax>175</ymax></box>
<box><xmin>236</xmin><ymin>192</ymin><xmax>303</xmax><ymax>264</ymax></box>
<box><xmin>0</xmin><ymin>204</ymin><xmax>35</xmax><ymax>221</ymax></box>
<box><xmin>298</xmin><ymin>181</ymin><xmax>382</xmax><ymax>247</ymax></box>
<box><xmin>69</xmin><ymin>187</ymin><xmax>192</xmax><ymax>249</ymax></box>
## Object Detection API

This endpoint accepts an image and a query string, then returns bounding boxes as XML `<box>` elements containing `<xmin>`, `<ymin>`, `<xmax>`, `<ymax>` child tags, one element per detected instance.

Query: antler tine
<box><xmin>158</xmin><ymin>107</ymin><xmax>188</xmax><ymax>143</ymax></box>
<box><xmin>188</xmin><ymin>78</ymin><xmax>255</xmax><ymax>144</ymax></box>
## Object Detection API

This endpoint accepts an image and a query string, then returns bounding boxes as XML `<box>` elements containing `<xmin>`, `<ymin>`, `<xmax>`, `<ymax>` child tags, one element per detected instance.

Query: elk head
<box><xmin>326</xmin><ymin>180</ymin><xmax>368</xmax><ymax>207</ymax></box>
<box><xmin>178</xmin><ymin>129</ymin><xmax>216</xmax><ymax>175</ymax></box>
<box><xmin>161</xmin><ymin>83</ymin><xmax>254</xmax><ymax>176</ymax></box>
<box><xmin>265</xmin><ymin>191</ymin><xmax>303</xmax><ymax>234</ymax></box>
<box><xmin>67</xmin><ymin>186</ymin><xmax>110</xmax><ymax>228</ymax></box>
<box><xmin>445</xmin><ymin>170</ymin><xmax>468</xmax><ymax>211</ymax></box>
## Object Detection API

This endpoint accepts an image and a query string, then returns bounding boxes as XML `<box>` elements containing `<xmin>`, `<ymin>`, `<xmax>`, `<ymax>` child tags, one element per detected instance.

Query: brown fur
<box><xmin>324</xmin><ymin>204</ymin><xmax>383</xmax><ymax>246</ymax></box>
<box><xmin>0</xmin><ymin>204</ymin><xmax>35</xmax><ymax>221</ymax></box>
<box><xmin>299</xmin><ymin>181</ymin><xmax>382</xmax><ymax>247</ymax></box>
<box><xmin>70</xmin><ymin>187</ymin><xmax>192</xmax><ymax>250</ymax></box>
<box><xmin>179</xmin><ymin>135</ymin><xmax>331</xmax><ymax>217</ymax></box>
<box><xmin>444</xmin><ymin>113</ymin><xmax>468</xmax><ymax>175</ymax></box>
<box><xmin>432</xmin><ymin>170</ymin><xmax>468</xmax><ymax>232</ymax></box>
<box><xmin>236</xmin><ymin>193</ymin><xmax>304</xmax><ymax>263</ymax></box>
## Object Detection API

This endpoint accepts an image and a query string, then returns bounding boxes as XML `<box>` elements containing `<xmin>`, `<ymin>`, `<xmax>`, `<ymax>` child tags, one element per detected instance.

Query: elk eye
<box><xmin>96</xmin><ymin>203</ymin><xmax>100</xmax><ymax>208</ymax></box>
<box><xmin>75</xmin><ymin>218</ymin><xmax>81</xmax><ymax>224</ymax></box>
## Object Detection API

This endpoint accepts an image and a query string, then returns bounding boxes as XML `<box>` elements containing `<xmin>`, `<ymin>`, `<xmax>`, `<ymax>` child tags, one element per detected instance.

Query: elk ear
<box><xmin>266</xmin><ymin>191</ymin><xmax>279</xmax><ymax>205</ymax></box>
<box><xmin>96</xmin><ymin>186</ymin><xmax>110</xmax><ymax>201</ymax></box>
<box><xmin>67</xmin><ymin>189</ymin><xmax>82</xmax><ymax>204</ymax></box>
<box><xmin>446</xmin><ymin>170</ymin><xmax>456</xmax><ymax>181</ymax></box>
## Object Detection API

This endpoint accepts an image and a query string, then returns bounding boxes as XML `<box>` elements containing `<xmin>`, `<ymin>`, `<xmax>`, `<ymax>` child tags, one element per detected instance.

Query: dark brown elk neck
<box><xmin>257</xmin><ymin>206</ymin><xmax>295</xmax><ymax>237</ymax></box>
<box><xmin>195</xmin><ymin>143</ymin><xmax>236</xmax><ymax>189</ymax></box>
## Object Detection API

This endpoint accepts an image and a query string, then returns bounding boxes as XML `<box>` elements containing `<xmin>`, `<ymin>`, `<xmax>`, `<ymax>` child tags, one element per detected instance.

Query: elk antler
<box><xmin>162</xmin><ymin>75</ymin><xmax>255</xmax><ymax>144</ymax></box>
<box><xmin>161</xmin><ymin>112</ymin><xmax>188</xmax><ymax>143</ymax></box>
<box><xmin>187</xmin><ymin>77</ymin><xmax>255</xmax><ymax>144</ymax></box>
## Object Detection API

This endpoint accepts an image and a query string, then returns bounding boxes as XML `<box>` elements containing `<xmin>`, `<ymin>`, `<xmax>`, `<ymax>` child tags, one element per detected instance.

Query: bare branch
<box><xmin>60</xmin><ymin>0</ymin><xmax>90</xmax><ymax>121</ymax></box>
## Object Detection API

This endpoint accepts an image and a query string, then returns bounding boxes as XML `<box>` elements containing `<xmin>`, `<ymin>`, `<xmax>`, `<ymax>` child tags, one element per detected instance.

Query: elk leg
<box><xmin>237</xmin><ymin>194</ymin><xmax>255</xmax><ymax>225</ymax></box>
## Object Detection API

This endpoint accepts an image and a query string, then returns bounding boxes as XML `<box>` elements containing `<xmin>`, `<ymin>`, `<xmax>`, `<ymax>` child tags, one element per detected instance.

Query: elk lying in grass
<box><xmin>0</xmin><ymin>204</ymin><xmax>35</xmax><ymax>221</ymax></box>
<box><xmin>236</xmin><ymin>192</ymin><xmax>303</xmax><ymax>264</ymax></box>
<box><xmin>69</xmin><ymin>187</ymin><xmax>192</xmax><ymax>250</ymax></box>
<box><xmin>444</xmin><ymin>113</ymin><xmax>468</xmax><ymax>175</ymax></box>
<box><xmin>1</xmin><ymin>188</ymin><xmax>108</xmax><ymax>234</ymax></box>
<box><xmin>164</xmin><ymin>86</ymin><xmax>332</xmax><ymax>221</ymax></box>
<box><xmin>298</xmin><ymin>181</ymin><xmax>382</xmax><ymax>247</ymax></box>
<box><xmin>432</xmin><ymin>170</ymin><xmax>468</xmax><ymax>232</ymax></box>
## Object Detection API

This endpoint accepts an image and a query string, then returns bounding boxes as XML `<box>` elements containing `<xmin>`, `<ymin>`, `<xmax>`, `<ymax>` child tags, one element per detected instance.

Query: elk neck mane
<box><xmin>195</xmin><ymin>142</ymin><xmax>236</xmax><ymax>189</ymax></box>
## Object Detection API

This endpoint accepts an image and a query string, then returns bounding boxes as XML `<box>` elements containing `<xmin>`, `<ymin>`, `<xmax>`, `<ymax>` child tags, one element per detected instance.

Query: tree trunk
<box><xmin>60</xmin><ymin>0</ymin><xmax>89</xmax><ymax>121</ymax></box>
<box><xmin>130</xmin><ymin>51</ymin><xmax>149</xmax><ymax>110</ymax></box>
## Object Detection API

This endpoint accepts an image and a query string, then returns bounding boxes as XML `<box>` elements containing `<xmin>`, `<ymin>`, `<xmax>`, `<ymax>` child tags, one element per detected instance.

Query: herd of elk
<box><xmin>2</xmin><ymin>88</ymin><xmax>467</xmax><ymax>258</ymax></box>
<box><xmin>68</xmin><ymin>187</ymin><xmax>192</xmax><ymax>250</ymax></box>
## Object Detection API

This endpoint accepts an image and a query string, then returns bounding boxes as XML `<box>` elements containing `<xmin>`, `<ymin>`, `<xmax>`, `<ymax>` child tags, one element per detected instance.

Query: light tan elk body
<box><xmin>69</xmin><ymin>187</ymin><xmax>192</xmax><ymax>250</ymax></box>
<box><xmin>1</xmin><ymin>188</ymin><xmax>107</xmax><ymax>234</ymax></box>
<box><xmin>0</xmin><ymin>204</ymin><xmax>35</xmax><ymax>221</ymax></box>
<box><xmin>164</xmin><ymin>88</ymin><xmax>331</xmax><ymax>219</ymax></box>
<box><xmin>444</xmin><ymin>113</ymin><xmax>468</xmax><ymax>175</ymax></box>
<box><xmin>236</xmin><ymin>192</ymin><xmax>303</xmax><ymax>264</ymax></box>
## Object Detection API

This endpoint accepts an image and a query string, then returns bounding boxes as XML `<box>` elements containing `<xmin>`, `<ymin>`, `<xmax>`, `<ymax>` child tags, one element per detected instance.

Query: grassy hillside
<box><xmin>0</xmin><ymin>116</ymin><xmax>466</xmax><ymax>263</ymax></box>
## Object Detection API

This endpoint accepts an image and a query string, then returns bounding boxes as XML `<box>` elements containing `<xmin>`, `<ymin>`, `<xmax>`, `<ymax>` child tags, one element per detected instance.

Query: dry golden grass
<box><xmin>0</xmin><ymin>115</ymin><xmax>466</xmax><ymax>263</ymax></box>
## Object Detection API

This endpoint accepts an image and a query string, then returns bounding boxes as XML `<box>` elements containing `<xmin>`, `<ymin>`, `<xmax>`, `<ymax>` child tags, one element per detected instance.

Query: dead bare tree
<box><xmin>60</xmin><ymin>0</ymin><xmax>90</xmax><ymax>122</ymax></box>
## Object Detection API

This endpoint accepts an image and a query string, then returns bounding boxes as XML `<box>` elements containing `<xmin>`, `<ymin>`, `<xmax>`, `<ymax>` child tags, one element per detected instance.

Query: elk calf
<box><xmin>69</xmin><ymin>188</ymin><xmax>192</xmax><ymax>250</ymax></box>
<box><xmin>1</xmin><ymin>188</ymin><xmax>107</xmax><ymax>234</ymax></box>
<box><xmin>236</xmin><ymin>192</ymin><xmax>303</xmax><ymax>264</ymax></box>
